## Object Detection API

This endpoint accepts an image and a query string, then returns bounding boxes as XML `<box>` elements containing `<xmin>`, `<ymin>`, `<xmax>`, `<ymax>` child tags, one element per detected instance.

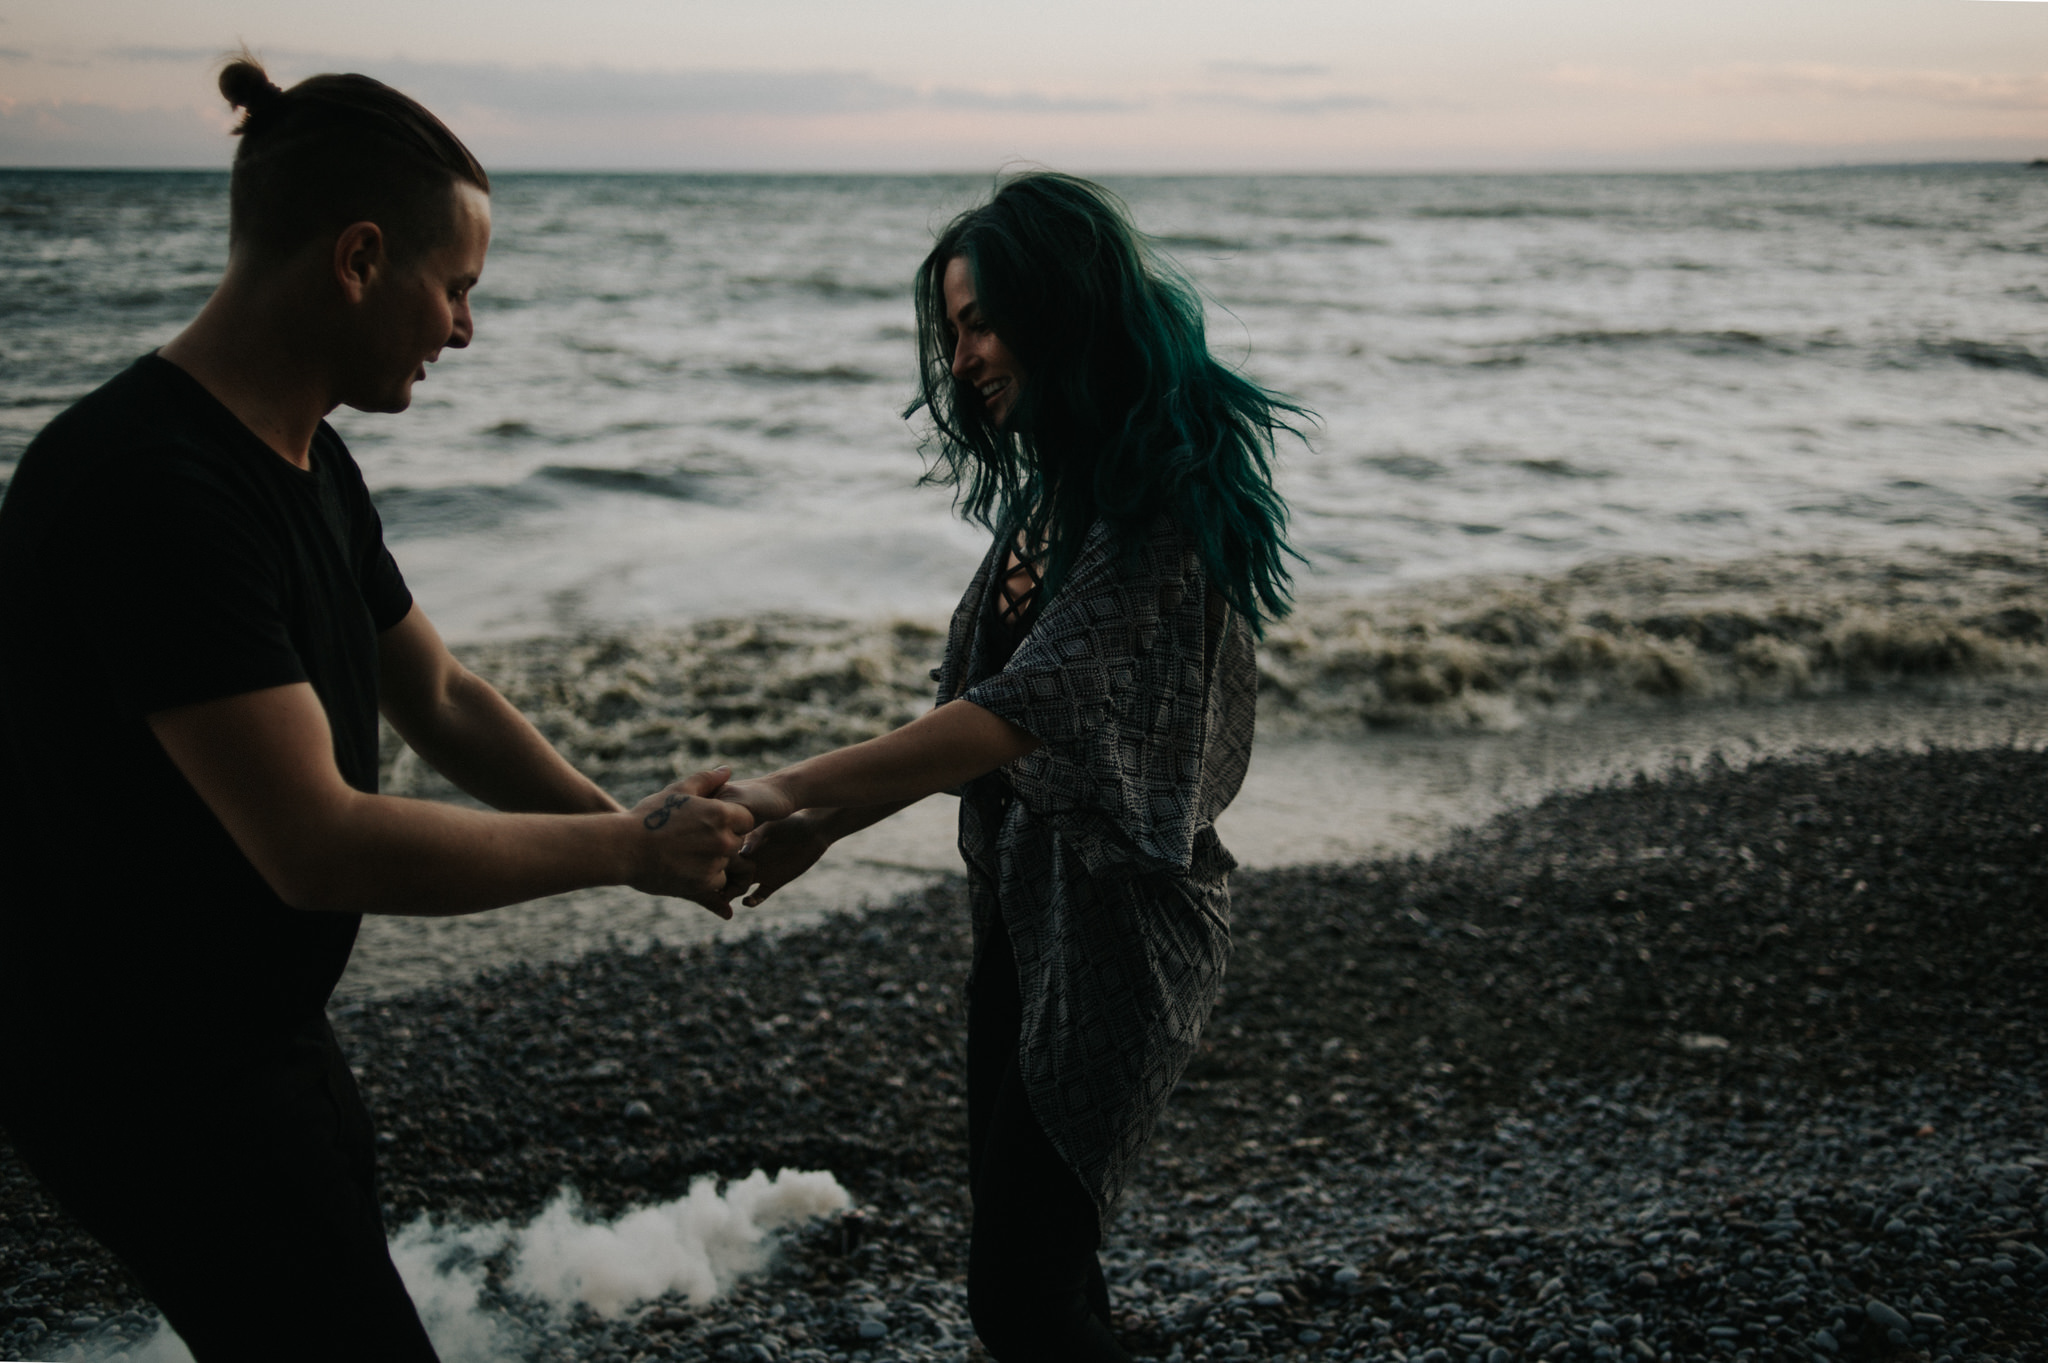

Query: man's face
<box><xmin>344</xmin><ymin>182</ymin><xmax>491</xmax><ymax>415</ymax></box>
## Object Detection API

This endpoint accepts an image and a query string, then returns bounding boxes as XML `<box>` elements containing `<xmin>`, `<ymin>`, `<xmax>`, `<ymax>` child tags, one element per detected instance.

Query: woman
<box><xmin>721</xmin><ymin>172</ymin><xmax>1304</xmax><ymax>1361</ymax></box>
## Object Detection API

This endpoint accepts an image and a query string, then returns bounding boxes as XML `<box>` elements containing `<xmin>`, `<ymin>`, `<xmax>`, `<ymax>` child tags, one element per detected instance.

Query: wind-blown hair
<box><xmin>216</xmin><ymin>51</ymin><xmax>488</xmax><ymax>264</ymax></box>
<box><xmin>910</xmin><ymin>172</ymin><xmax>1305</xmax><ymax>633</ymax></box>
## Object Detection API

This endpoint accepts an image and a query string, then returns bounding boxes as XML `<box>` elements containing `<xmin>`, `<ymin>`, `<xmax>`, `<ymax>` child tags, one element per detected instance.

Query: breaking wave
<box><xmin>380</xmin><ymin>546</ymin><xmax>2048</xmax><ymax>797</ymax></box>
<box><xmin>1256</xmin><ymin>545</ymin><xmax>2048</xmax><ymax>733</ymax></box>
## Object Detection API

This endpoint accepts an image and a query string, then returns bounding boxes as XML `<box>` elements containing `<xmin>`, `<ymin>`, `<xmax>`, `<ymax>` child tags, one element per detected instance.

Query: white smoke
<box><xmin>506</xmin><ymin>1168</ymin><xmax>851</xmax><ymax>1317</ymax></box>
<box><xmin>96</xmin><ymin>1168</ymin><xmax>849</xmax><ymax>1363</ymax></box>
<box><xmin>101</xmin><ymin>1333</ymin><xmax>194</xmax><ymax>1363</ymax></box>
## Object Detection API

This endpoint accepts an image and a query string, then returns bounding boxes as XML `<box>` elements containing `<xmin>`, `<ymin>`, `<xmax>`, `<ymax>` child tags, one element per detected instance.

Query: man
<box><xmin>0</xmin><ymin>57</ymin><xmax>750</xmax><ymax>1361</ymax></box>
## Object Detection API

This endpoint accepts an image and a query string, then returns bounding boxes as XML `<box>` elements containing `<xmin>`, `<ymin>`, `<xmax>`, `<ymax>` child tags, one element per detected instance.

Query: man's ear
<box><xmin>332</xmin><ymin>221</ymin><xmax>388</xmax><ymax>304</ymax></box>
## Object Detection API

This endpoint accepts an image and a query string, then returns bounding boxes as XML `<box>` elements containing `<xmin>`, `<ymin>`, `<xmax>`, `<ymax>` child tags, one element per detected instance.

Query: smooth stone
<box><xmin>1864</xmin><ymin>1299</ymin><xmax>1909</xmax><ymax>1333</ymax></box>
<box><xmin>1252</xmin><ymin>1291</ymin><xmax>1284</xmax><ymax>1308</ymax></box>
<box><xmin>856</xmin><ymin>1319</ymin><xmax>887</xmax><ymax>1340</ymax></box>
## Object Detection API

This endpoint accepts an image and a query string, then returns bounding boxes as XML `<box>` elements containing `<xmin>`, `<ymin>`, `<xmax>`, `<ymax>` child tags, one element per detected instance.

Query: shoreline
<box><xmin>5</xmin><ymin>744</ymin><xmax>2041</xmax><ymax>1361</ymax></box>
<box><xmin>342</xmin><ymin>680</ymin><xmax>2048</xmax><ymax>1003</ymax></box>
<box><xmin>343</xmin><ymin>537</ymin><xmax>2048</xmax><ymax>1002</ymax></box>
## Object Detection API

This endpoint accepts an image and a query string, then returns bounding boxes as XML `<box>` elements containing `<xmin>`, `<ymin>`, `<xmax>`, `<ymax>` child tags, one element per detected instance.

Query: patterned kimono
<box><xmin>935</xmin><ymin>513</ymin><xmax>1258</xmax><ymax>1217</ymax></box>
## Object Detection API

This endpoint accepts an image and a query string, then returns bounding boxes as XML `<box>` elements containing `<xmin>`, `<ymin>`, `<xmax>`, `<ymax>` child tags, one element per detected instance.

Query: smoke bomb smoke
<box><xmin>95</xmin><ymin>1168</ymin><xmax>849</xmax><ymax>1363</ymax></box>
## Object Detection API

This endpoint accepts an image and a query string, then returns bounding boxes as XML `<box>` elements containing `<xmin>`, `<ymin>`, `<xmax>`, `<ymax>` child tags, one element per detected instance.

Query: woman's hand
<box><xmin>731</xmin><ymin>812</ymin><xmax>831</xmax><ymax>906</ymax></box>
<box><xmin>715</xmin><ymin>777</ymin><xmax>798</xmax><ymax>827</ymax></box>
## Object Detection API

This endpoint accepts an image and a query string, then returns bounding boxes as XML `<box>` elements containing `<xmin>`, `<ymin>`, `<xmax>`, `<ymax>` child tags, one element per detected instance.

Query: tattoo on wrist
<box><xmin>644</xmin><ymin>793</ymin><xmax>688</xmax><ymax>829</ymax></box>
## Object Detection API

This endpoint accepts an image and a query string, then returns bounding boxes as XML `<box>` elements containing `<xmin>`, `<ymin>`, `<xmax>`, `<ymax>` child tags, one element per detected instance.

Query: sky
<box><xmin>0</xmin><ymin>1</ymin><xmax>2044</xmax><ymax>172</ymax></box>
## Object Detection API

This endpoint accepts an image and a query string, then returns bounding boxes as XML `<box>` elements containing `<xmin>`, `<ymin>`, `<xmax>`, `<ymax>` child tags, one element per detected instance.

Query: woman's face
<box><xmin>942</xmin><ymin>255</ymin><xmax>1026</xmax><ymax>428</ymax></box>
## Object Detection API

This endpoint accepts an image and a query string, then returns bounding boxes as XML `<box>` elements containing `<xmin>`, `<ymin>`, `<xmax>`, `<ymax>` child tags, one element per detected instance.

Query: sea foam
<box><xmin>379</xmin><ymin>543</ymin><xmax>2048</xmax><ymax>806</ymax></box>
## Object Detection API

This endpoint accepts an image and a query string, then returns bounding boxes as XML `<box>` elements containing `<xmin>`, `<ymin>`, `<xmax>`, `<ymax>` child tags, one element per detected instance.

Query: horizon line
<box><xmin>2</xmin><ymin>157</ymin><xmax>2042</xmax><ymax>178</ymax></box>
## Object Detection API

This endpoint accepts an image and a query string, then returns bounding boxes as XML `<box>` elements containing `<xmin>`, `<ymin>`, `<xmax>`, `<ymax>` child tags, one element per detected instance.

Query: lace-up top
<box><xmin>986</xmin><ymin>539</ymin><xmax>1043</xmax><ymax>670</ymax></box>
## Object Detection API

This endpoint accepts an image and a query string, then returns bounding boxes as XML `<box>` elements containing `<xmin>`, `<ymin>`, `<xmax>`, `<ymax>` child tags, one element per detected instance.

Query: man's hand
<box><xmin>628</xmin><ymin>769</ymin><xmax>756</xmax><ymax>917</ymax></box>
<box><xmin>731</xmin><ymin>813</ymin><xmax>832</xmax><ymax>907</ymax></box>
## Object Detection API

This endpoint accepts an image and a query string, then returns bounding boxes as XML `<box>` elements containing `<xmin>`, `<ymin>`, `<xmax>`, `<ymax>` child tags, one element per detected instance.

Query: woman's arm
<box><xmin>720</xmin><ymin>702</ymin><xmax>1035</xmax><ymax>905</ymax></box>
<box><xmin>719</xmin><ymin>699</ymin><xmax>1038</xmax><ymax>825</ymax></box>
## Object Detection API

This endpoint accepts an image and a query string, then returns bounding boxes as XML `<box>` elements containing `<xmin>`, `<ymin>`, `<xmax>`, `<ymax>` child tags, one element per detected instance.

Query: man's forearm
<box><xmin>286</xmin><ymin>793</ymin><xmax>641</xmax><ymax>915</ymax></box>
<box><xmin>398</xmin><ymin>668</ymin><xmax>619</xmax><ymax>814</ymax></box>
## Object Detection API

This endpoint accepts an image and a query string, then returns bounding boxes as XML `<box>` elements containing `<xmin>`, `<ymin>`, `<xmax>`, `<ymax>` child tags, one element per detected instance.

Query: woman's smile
<box><xmin>943</xmin><ymin>255</ymin><xmax>1026</xmax><ymax>426</ymax></box>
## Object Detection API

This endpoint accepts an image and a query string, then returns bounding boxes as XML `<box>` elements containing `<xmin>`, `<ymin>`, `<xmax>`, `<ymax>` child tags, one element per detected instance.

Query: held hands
<box><xmin>714</xmin><ymin>776</ymin><xmax>828</xmax><ymax>908</ymax></box>
<box><xmin>730</xmin><ymin>812</ymin><xmax>831</xmax><ymax>907</ymax></box>
<box><xmin>626</xmin><ymin>768</ymin><xmax>756</xmax><ymax>918</ymax></box>
<box><xmin>715</xmin><ymin>777</ymin><xmax>798</xmax><ymax>828</ymax></box>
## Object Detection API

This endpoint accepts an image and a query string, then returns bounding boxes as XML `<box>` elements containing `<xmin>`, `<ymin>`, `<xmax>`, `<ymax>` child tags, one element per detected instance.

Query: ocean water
<box><xmin>4</xmin><ymin>166</ymin><xmax>2045</xmax><ymax>642</ymax></box>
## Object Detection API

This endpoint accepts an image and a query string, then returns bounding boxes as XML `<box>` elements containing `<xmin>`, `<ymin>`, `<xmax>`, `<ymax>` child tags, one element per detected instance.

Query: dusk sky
<box><xmin>2</xmin><ymin>1</ymin><xmax>2044</xmax><ymax>172</ymax></box>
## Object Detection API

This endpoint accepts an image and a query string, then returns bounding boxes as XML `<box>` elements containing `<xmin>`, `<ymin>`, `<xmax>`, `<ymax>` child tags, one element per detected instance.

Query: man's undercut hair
<box><xmin>217</xmin><ymin>52</ymin><xmax>489</xmax><ymax>264</ymax></box>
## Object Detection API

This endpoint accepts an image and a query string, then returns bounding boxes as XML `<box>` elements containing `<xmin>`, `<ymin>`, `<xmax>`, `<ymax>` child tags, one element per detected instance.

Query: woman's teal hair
<box><xmin>910</xmin><ymin>172</ymin><xmax>1307</xmax><ymax>633</ymax></box>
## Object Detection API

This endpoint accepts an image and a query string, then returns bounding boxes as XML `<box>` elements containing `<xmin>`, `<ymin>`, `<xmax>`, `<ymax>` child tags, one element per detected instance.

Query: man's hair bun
<box><xmin>213</xmin><ymin>52</ymin><xmax>488</xmax><ymax>261</ymax></box>
<box><xmin>218</xmin><ymin>55</ymin><xmax>285</xmax><ymax>125</ymax></box>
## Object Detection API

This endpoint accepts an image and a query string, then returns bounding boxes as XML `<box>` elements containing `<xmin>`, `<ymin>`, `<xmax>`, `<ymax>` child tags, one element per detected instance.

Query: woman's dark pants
<box><xmin>966</xmin><ymin>915</ymin><xmax>1133</xmax><ymax>1362</ymax></box>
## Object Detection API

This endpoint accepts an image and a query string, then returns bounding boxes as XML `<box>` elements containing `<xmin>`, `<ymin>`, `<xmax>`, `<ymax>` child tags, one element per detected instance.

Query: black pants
<box><xmin>966</xmin><ymin>915</ymin><xmax>1133</xmax><ymax>1362</ymax></box>
<box><xmin>0</xmin><ymin>1022</ymin><xmax>438</xmax><ymax>1363</ymax></box>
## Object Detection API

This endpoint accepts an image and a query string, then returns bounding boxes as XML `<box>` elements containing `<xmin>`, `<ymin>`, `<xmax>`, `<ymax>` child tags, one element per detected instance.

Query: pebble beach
<box><xmin>6</xmin><ymin>161</ymin><xmax>2048</xmax><ymax>1363</ymax></box>
<box><xmin>1</xmin><ymin>736</ymin><xmax>2043</xmax><ymax>1362</ymax></box>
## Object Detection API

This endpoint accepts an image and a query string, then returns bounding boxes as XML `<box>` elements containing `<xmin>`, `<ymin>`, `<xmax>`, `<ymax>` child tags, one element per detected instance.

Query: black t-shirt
<box><xmin>0</xmin><ymin>353</ymin><xmax>413</xmax><ymax>1072</ymax></box>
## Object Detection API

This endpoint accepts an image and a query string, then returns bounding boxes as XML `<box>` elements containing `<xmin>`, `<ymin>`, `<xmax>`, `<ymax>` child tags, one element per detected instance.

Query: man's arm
<box><xmin>377</xmin><ymin>604</ymin><xmax>618</xmax><ymax>813</ymax></box>
<box><xmin>149</xmin><ymin>682</ymin><xmax>751</xmax><ymax>917</ymax></box>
